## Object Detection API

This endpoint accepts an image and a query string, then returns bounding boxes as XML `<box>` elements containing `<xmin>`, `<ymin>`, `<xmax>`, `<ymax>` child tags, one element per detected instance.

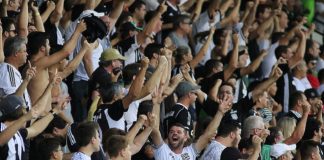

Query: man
<box><xmin>300</xmin><ymin>140</ymin><xmax>322</xmax><ymax>160</ymax></box>
<box><xmin>151</xmin><ymin>94</ymin><xmax>232</xmax><ymax>160</ymax></box>
<box><xmin>270</xmin><ymin>143</ymin><xmax>295</xmax><ymax>160</ymax></box>
<box><xmin>304</xmin><ymin>88</ymin><xmax>323</xmax><ymax>119</ymax></box>
<box><xmin>1</xmin><ymin>18</ymin><xmax>17</xmax><ymax>44</ymax></box>
<box><xmin>128</xmin><ymin>0</ymin><xmax>147</xmax><ymax>28</ymax></box>
<box><xmin>38</xmin><ymin>138</ymin><xmax>64</xmax><ymax>160</ymax></box>
<box><xmin>105</xmin><ymin>135</ymin><xmax>131</xmax><ymax>160</ymax></box>
<box><xmin>71</xmin><ymin>122</ymin><xmax>101</xmax><ymax>160</ymax></box>
<box><xmin>286</xmin><ymin>91</ymin><xmax>311</xmax><ymax>122</ymax></box>
<box><xmin>163</xmin><ymin>81</ymin><xmax>201</xmax><ymax>137</ymax></box>
<box><xmin>302</xmin><ymin>118</ymin><xmax>324</xmax><ymax>158</ymax></box>
<box><xmin>0</xmin><ymin>36</ymin><xmax>31</xmax><ymax>109</ymax></box>
<box><xmin>26</xmin><ymin>22</ymin><xmax>86</xmax><ymax>112</ymax></box>
<box><xmin>292</xmin><ymin>61</ymin><xmax>312</xmax><ymax>91</ymax></box>
<box><xmin>200</xmin><ymin>121</ymin><xmax>242</xmax><ymax>160</ymax></box>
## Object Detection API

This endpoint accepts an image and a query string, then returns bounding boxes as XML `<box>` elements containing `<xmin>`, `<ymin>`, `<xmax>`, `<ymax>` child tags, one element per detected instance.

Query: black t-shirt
<box><xmin>93</xmin><ymin>100</ymin><xmax>128</xmax><ymax>132</ymax></box>
<box><xmin>0</xmin><ymin>124</ymin><xmax>28</xmax><ymax>160</ymax></box>
<box><xmin>161</xmin><ymin>3</ymin><xmax>181</xmax><ymax>40</ymax></box>
<box><xmin>115</xmin><ymin>36</ymin><xmax>141</xmax><ymax>65</ymax></box>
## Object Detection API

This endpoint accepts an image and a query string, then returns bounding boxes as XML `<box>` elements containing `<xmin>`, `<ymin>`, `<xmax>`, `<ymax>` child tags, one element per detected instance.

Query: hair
<box><xmin>3</xmin><ymin>36</ymin><xmax>27</xmax><ymax>58</ymax></box>
<box><xmin>217</xmin><ymin>121</ymin><xmax>241</xmax><ymax>138</ymax></box>
<box><xmin>43</xmin><ymin>115</ymin><xmax>68</xmax><ymax>134</ymax></box>
<box><xmin>137</xmin><ymin>100</ymin><xmax>153</xmax><ymax>117</ymax></box>
<box><xmin>174</xmin><ymin>46</ymin><xmax>191</xmax><ymax>64</ymax></box>
<box><xmin>318</xmin><ymin>68</ymin><xmax>324</xmax><ymax>83</ymax></box>
<box><xmin>277</xmin><ymin>117</ymin><xmax>296</xmax><ymax>139</ymax></box>
<box><xmin>265</xmin><ymin>127</ymin><xmax>281</xmax><ymax>145</ymax></box>
<box><xmin>122</xmin><ymin>63</ymin><xmax>141</xmax><ymax>86</ymax></box>
<box><xmin>144</xmin><ymin>43</ymin><xmax>163</xmax><ymax>59</ymax></box>
<box><xmin>242</xmin><ymin>116</ymin><xmax>264</xmax><ymax>138</ymax></box>
<box><xmin>271</xmin><ymin>32</ymin><xmax>285</xmax><ymax>44</ymax></box>
<box><xmin>289</xmin><ymin>91</ymin><xmax>305</xmax><ymax>109</ymax></box>
<box><xmin>1</xmin><ymin>17</ymin><xmax>16</xmax><ymax>32</ymax></box>
<box><xmin>98</xmin><ymin>60</ymin><xmax>113</xmax><ymax>67</ymax></box>
<box><xmin>173</xmin><ymin>14</ymin><xmax>191</xmax><ymax>29</ymax></box>
<box><xmin>256</xmin><ymin>4</ymin><xmax>272</xmax><ymax>18</ymax></box>
<box><xmin>38</xmin><ymin>137</ymin><xmax>62</xmax><ymax>160</ymax></box>
<box><xmin>219</xmin><ymin>82</ymin><xmax>236</xmax><ymax>95</ymax></box>
<box><xmin>306</xmin><ymin>39</ymin><xmax>315</xmax><ymax>55</ymax></box>
<box><xmin>0</xmin><ymin>107</ymin><xmax>24</xmax><ymax>122</ymax></box>
<box><xmin>102</xmin><ymin>128</ymin><xmax>126</xmax><ymax>152</ymax></box>
<box><xmin>204</xmin><ymin>59</ymin><xmax>223</xmax><ymax>76</ymax></box>
<box><xmin>75</xmin><ymin>121</ymin><xmax>99</xmax><ymax>147</ymax></box>
<box><xmin>303</xmin><ymin>118</ymin><xmax>322</xmax><ymax>140</ymax></box>
<box><xmin>275</xmin><ymin>45</ymin><xmax>289</xmax><ymax>59</ymax></box>
<box><xmin>99</xmin><ymin>83</ymin><xmax>122</xmax><ymax>103</ymax></box>
<box><xmin>300</xmin><ymin>140</ymin><xmax>320</xmax><ymax>159</ymax></box>
<box><xmin>213</xmin><ymin>29</ymin><xmax>226</xmax><ymax>46</ymax></box>
<box><xmin>128</xmin><ymin>0</ymin><xmax>146</xmax><ymax>13</ymax></box>
<box><xmin>27</xmin><ymin>31</ymin><xmax>49</xmax><ymax>56</ymax></box>
<box><xmin>105</xmin><ymin>135</ymin><xmax>128</xmax><ymax>158</ymax></box>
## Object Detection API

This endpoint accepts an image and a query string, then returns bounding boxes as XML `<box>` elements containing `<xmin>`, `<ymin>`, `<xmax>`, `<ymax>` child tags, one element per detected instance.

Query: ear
<box><xmin>40</xmin><ymin>45</ymin><xmax>46</xmax><ymax>52</ymax></box>
<box><xmin>120</xmin><ymin>148</ymin><xmax>127</xmax><ymax>157</ymax></box>
<box><xmin>52</xmin><ymin>152</ymin><xmax>59</xmax><ymax>159</ymax></box>
<box><xmin>3</xmin><ymin>31</ymin><xmax>9</xmax><ymax>38</ymax></box>
<box><xmin>153</xmin><ymin>53</ymin><xmax>159</xmax><ymax>59</ymax></box>
<box><xmin>53</xmin><ymin>127</ymin><xmax>60</xmax><ymax>135</ymax></box>
<box><xmin>230</xmin><ymin>132</ymin><xmax>235</xmax><ymax>139</ymax></box>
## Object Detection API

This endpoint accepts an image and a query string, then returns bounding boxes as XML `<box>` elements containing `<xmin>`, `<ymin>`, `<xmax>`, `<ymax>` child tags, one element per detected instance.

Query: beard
<box><xmin>168</xmin><ymin>137</ymin><xmax>185</xmax><ymax>150</ymax></box>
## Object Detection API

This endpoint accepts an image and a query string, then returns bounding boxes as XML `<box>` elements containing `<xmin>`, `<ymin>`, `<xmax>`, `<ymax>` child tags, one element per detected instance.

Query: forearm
<box><xmin>180</xmin><ymin>0</ymin><xmax>196</xmax><ymax>12</ymax></box>
<box><xmin>63</xmin><ymin>31</ymin><xmax>82</xmax><ymax>54</ymax></box>
<box><xmin>85</xmin><ymin>0</ymin><xmax>101</xmax><ymax>10</ymax></box>
<box><xmin>33</xmin><ymin>10</ymin><xmax>45</xmax><ymax>32</ymax></box>
<box><xmin>41</xmin><ymin>7</ymin><xmax>55</xmax><ymax>22</ymax></box>
<box><xmin>131</xmin><ymin>127</ymin><xmax>153</xmax><ymax>154</ymax></box>
<box><xmin>190</xmin><ymin>31</ymin><xmax>213</xmax><ymax>68</ymax></box>
<box><xmin>18</xmin><ymin>0</ymin><xmax>29</xmax><ymax>37</ymax></box>
<box><xmin>108</xmin><ymin>1</ymin><xmax>124</xmax><ymax>31</ymax></box>
<box><xmin>60</xmin><ymin>48</ymin><xmax>87</xmax><ymax>79</ymax></box>
<box><xmin>252</xmin><ymin>77</ymin><xmax>276</xmax><ymax>96</ymax></box>
<box><xmin>285</xmin><ymin>113</ymin><xmax>308</xmax><ymax>144</ymax></box>
<box><xmin>0</xmin><ymin>30</ymin><xmax>4</xmax><ymax>63</ymax></box>
<box><xmin>51</xmin><ymin>0</ymin><xmax>64</xmax><ymax>23</ymax></box>
<box><xmin>248</xmin><ymin>147</ymin><xmax>261</xmax><ymax>160</ymax></box>
<box><xmin>27</xmin><ymin>112</ymin><xmax>54</xmax><ymax>139</ymax></box>
<box><xmin>126</xmin><ymin>119</ymin><xmax>144</xmax><ymax>144</ymax></box>
<box><xmin>33</xmin><ymin>83</ymin><xmax>54</xmax><ymax>112</ymax></box>
<box><xmin>0</xmin><ymin>1</ymin><xmax>7</xmax><ymax>17</ymax></box>
<box><xmin>241</xmin><ymin>53</ymin><xmax>265</xmax><ymax>76</ymax></box>
<box><xmin>83</xmin><ymin>57</ymin><xmax>94</xmax><ymax>77</ymax></box>
<box><xmin>159</xmin><ymin>59</ymin><xmax>170</xmax><ymax>86</ymax></box>
<box><xmin>191</xmin><ymin>0</ymin><xmax>204</xmax><ymax>22</ymax></box>
<box><xmin>15</xmin><ymin>79</ymin><xmax>30</xmax><ymax>97</ymax></box>
<box><xmin>129</xmin><ymin>67</ymin><xmax>147</xmax><ymax>98</ymax></box>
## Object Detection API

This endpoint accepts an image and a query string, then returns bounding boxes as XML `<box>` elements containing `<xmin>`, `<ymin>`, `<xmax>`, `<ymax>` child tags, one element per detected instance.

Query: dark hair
<box><xmin>256</xmin><ymin>4</ymin><xmax>272</xmax><ymax>18</ymax></box>
<box><xmin>105</xmin><ymin>135</ymin><xmax>128</xmax><ymax>158</ymax></box>
<box><xmin>1</xmin><ymin>17</ymin><xmax>16</xmax><ymax>32</ymax></box>
<box><xmin>38</xmin><ymin>137</ymin><xmax>62</xmax><ymax>160</ymax></box>
<box><xmin>99</xmin><ymin>83</ymin><xmax>122</xmax><ymax>103</ymax></box>
<box><xmin>137</xmin><ymin>100</ymin><xmax>153</xmax><ymax>117</ymax></box>
<box><xmin>204</xmin><ymin>59</ymin><xmax>222</xmax><ymax>76</ymax></box>
<box><xmin>318</xmin><ymin>68</ymin><xmax>324</xmax><ymax>83</ymax></box>
<box><xmin>217</xmin><ymin>121</ymin><xmax>241</xmax><ymax>138</ymax></box>
<box><xmin>44</xmin><ymin>115</ymin><xmax>68</xmax><ymax>134</ymax></box>
<box><xmin>265</xmin><ymin>127</ymin><xmax>281</xmax><ymax>145</ymax></box>
<box><xmin>300</xmin><ymin>140</ymin><xmax>320</xmax><ymax>159</ymax></box>
<box><xmin>289</xmin><ymin>91</ymin><xmax>305</xmax><ymax>109</ymax></box>
<box><xmin>271</xmin><ymin>32</ymin><xmax>285</xmax><ymax>44</ymax></box>
<box><xmin>275</xmin><ymin>45</ymin><xmax>289</xmax><ymax>59</ymax></box>
<box><xmin>27</xmin><ymin>31</ymin><xmax>49</xmax><ymax>57</ymax></box>
<box><xmin>213</xmin><ymin>29</ymin><xmax>226</xmax><ymax>46</ymax></box>
<box><xmin>173</xmin><ymin>14</ymin><xmax>191</xmax><ymax>29</ymax></box>
<box><xmin>102</xmin><ymin>128</ymin><xmax>126</xmax><ymax>152</ymax></box>
<box><xmin>144</xmin><ymin>43</ymin><xmax>163</xmax><ymax>59</ymax></box>
<box><xmin>122</xmin><ymin>63</ymin><xmax>141</xmax><ymax>86</ymax></box>
<box><xmin>128</xmin><ymin>0</ymin><xmax>146</xmax><ymax>13</ymax></box>
<box><xmin>303</xmin><ymin>118</ymin><xmax>322</xmax><ymax>140</ymax></box>
<box><xmin>99</xmin><ymin>60</ymin><xmax>113</xmax><ymax>67</ymax></box>
<box><xmin>144</xmin><ymin>11</ymin><xmax>156</xmax><ymax>23</ymax></box>
<box><xmin>220</xmin><ymin>82</ymin><xmax>236</xmax><ymax>95</ymax></box>
<box><xmin>75</xmin><ymin>121</ymin><xmax>99</xmax><ymax>147</ymax></box>
<box><xmin>174</xmin><ymin>46</ymin><xmax>190</xmax><ymax>64</ymax></box>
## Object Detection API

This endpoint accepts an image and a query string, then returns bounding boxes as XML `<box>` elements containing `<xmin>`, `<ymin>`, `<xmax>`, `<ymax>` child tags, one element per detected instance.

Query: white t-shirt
<box><xmin>124</xmin><ymin>100</ymin><xmax>140</xmax><ymax>131</ymax></box>
<box><xmin>71</xmin><ymin>152</ymin><xmax>91</xmax><ymax>160</ymax></box>
<box><xmin>199</xmin><ymin>140</ymin><xmax>226</xmax><ymax>160</ymax></box>
<box><xmin>0</xmin><ymin>63</ymin><xmax>32</xmax><ymax>110</ymax></box>
<box><xmin>293</xmin><ymin>77</ymin><xmax>312</xmax><ymax>92</ymax></box>
<box><xmin>261</xmin><ymin>42</ymin><xmax>279</xmax><ymax>78</ymax></box>
<box><xmin>154</xmin><ymin>143</ymin><xmax>199</xmax><ymax>160</ymax></box>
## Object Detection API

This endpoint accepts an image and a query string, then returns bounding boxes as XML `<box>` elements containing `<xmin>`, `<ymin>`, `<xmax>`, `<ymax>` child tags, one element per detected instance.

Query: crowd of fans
<box><xmin>1</xmin><ymin>0</ymin><xmax>324</xmax><ymax>159</ymax></box>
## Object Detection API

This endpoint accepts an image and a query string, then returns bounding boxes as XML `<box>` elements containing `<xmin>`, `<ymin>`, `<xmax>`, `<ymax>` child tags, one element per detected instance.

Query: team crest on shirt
<box><xmin>181</xmin><ymin>153</ymin><xmax>190</xmax><ymax>160</ymax></box>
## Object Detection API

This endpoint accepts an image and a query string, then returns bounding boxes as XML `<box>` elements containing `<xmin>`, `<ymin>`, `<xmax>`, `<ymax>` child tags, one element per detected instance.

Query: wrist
<box><xmin>50</xmin><ymin>109</ymin><xmax>58</xmax><ymax>115</ymax></box>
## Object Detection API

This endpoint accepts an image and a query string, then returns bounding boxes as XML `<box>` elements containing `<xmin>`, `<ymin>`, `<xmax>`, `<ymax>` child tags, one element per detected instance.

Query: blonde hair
<box><xmin>277</xmin><ymin>117</ymin><xmax>297</xmax><ymax>139</ymax></box>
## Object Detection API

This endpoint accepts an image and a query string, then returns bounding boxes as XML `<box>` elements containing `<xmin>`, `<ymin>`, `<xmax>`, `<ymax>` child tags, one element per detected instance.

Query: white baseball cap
<box><xmin>270</xmin><ymin>143</ymin><xmax>296</xmax><ymax>159</ymax></box>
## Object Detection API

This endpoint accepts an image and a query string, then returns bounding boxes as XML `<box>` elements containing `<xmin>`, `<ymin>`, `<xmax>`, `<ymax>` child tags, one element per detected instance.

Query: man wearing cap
<box><xmin>304</xmin><ymin>88</ymin><xmax>323</xmax><ymax>119</ymax></box>
<box><xmin>87</xmin><ymin>48</ymin><xmax>126</xmax><ymax>111</ymax></box>
<box><xmin>270</xmin><ymin>143</ymin><xmax>295</xmax><ymax>160</ymax></box>
<box><xmin>163</xmin><ymin>81</ymin><xmax>201</xmax><ymax>137</ymax></box>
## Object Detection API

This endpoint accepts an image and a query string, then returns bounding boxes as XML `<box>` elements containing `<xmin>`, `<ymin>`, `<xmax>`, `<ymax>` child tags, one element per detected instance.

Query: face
<box><xmin>17</xmin><ymin>44</ymin><xmax>28</xmax><ymax>66</ymax></box>
<box><xmin>268</xmin><ymin>83</ymin><xmax>278</xmax><ymax>96</ymax></box>
<box><xmin>261</xmin><ymin>8</ymin><xmax>272</xmax><ymax>20</ymax></box>
<box><xmin>282</xmin><ymin>48</ymin><xmax>293</xmax><ymax>59</ymax></box>
<box><xmin>310</xmin><ymin>42</ymin><xmax>320</xmax><ymax>58</ymax></box>
<box><xmin>232</xmin><ymin>128</ymin><xmax>242</xmax><ymax>148</ymax></box>
<box><xmin>7</xmin><ymin>24</ymin><xmax>17</xmax><ymax>38</ymax></box>
<box><xmin>9</xmin><ymin>0</ymin><xmax>20</xmax><ymax>10</ymax></box>
<box><xmin>279</xmin><ymin>12</ymin><xmax>289</xmax><ymax>29</ymax></box>
<box><xmin>168</xmin><ymin>126</ymin><xmax>188</xmax><ymax>150</ymax></box>
<box><xmin>188</xmin><ymin>90</ymin><xmax>198</xmax><ymax>104</ymax></box>
<box><xmin>135</xmin><ymin>5</ymin><xmax>147</xmax><ymax>21</ymax></box>
<box><xmin>183</xmin><ymin>52</ymin><xmax>193</xmax><ymax>62</ymax></box>
<box><xmin>218</xmin><ymin>85</ymin><xmax>234</xmax><ymax>101</ymax></box>
<box><xmin>112</xmin><ymin>59</ymin><xmax>123</xmax><ymax>69</ymax></box>
<box><xmin>92</xmin><ymin>131</ymin><xmax>101</xmax><ymax>152</ymax></box>
<box><xmin>52</xmin><ymin>145</ymin><xmax>64</xmax><ymax>160</ymax></box>
<box><xmin>259</xmin><ymin>92</ymin><xmax>269</xmax><ymax>107</ymax></box>
<box><xmin>180</xmin><ymin>19</ymin><xmax>192</xmax><ymax>34</ymax></box>
<box><xmin>239</xmin><ymin>51</ymin><xmax>249</xmax><ymax>67</ymax></box>
<box><xmin>281</xmin><ymin>151</ymin><xmax>293</xmax><ymax>160</ymax></box>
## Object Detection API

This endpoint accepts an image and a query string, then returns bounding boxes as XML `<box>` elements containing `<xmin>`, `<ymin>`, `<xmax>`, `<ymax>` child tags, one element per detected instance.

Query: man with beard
<box><xmin>151</xmin><ymin>93</ymin><xmax>232</xmax><ymax>160</ymax></box>
<box><xmin>302</xmin><ymin>118</ymin><xmax>324</xmax><ymax>158</ymax></box>
<box><xmin>29</xmin><ymin>115</ymin><xmax>69</xmax><ymax>160</ymax></box>
<box><xmin>200</xmin><ymin>120</ymin><xmax>242</xmax><ymax>160</ymax></box>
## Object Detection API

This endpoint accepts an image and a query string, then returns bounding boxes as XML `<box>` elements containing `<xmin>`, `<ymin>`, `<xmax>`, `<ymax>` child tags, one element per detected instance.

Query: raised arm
<box><xmin>26</xmin><ymin>97</ymin><xmax>67</xmax><ymax>139</ymax></box>
<box><xmin>50</xmin><ymin>0</ymin><xmax>64</xmax><ymax>24</ymax></box>
<box><xmin>284</xmin><ymin>103</ymin><xmax>310</xmax><ymax>145</ymax></box>
<box><xmin>122</xmin><ymin>57</ymin><xmax>149</xmax><ymax>109</ymax></box>
<box><xmin>252</xmin><ymin>65</ymin><xmax>282</xmax><ymax>96</ymax></box>
<box><xmin>195</xmin><ymin>94</ymin><xmax>232</xmax><ymax>153</ymax></box>
<box><xmin>59</xmin><ymin>40</ymin><xmax>93</xmax><ymax>79</ymax></box>
<box><xmin>180</xmin><ymin>0</ymin><xmax>196</xmax><ymax>12</ymax></box>
<box><xmin>0</xmin><ymin>0</ymin><xmax>8</xmax><ymax>17</ymax></box>
<box><xmin>189</xmin><ymin>27</ymin><xmax>215</xmax><ymax>68</ymax></box>
<box><xmin>191</xmin><ymin>0</ymin><xmax>205</xmax><ymax>22</ymax></box>
<box><xmin>34</xmin><ymin>21</ymin><xmax>87</xmax><ymax>69</ymax></box>
<box><xmin>40</xmin><ymin>1</ymin><xmax>56</xmax><ymax>22</ymax></box>
<box><xmin>240</xmin><ymin>50</ymin><xmax>268</xmax><ymax>76</ymax></box>
<box><xmin>15</xmin><ymin>62</ymin><xmax>36</xmax><ymax>97</ymax></box>
<box><xmin>0</xmin><ymin>25</ymin><xmax>3</xmax><ymax>63</ymax></box>
<box><xmin>223</xmin><ymin>33</ymin><xmax>239</xmax><ymax>81</ymax></box>
<box><xmin>107</xmin><ymin>0</ymin><xmax>125</xmax><ymax>32</ymax></box>
<box><xmin>288</xmin><ymin>29</ymin><xmax>306</xmax><ymax>69</ymax></box>
<box><xmin>30</xmin><ymin>2</ymin><xmax>45</xmax><ymax>32</ymax></box>
<box><xmin>126</xmin><ymin>115</ymin><xmax>146</xmax><ymax>150</ymax></box>
<box><xmin>17</xmin><ymin>0</ymin><xmax>29</xmax><ymax>37</ymax></box>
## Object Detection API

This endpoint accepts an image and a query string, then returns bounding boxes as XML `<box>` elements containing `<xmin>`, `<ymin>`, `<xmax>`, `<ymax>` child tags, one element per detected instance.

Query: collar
<box><xmin>166</xmin><ymin>1</ymin><xmax>179</xmax><ymax>11</ymax></box>
<box><xmin>290</xmin><ymin>110</ymin><xmax>302</xmax><ymax>118</ymax></box>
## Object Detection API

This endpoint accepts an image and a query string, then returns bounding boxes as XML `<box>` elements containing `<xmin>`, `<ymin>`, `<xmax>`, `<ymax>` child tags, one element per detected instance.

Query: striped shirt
<box><xmin>0</xmin><ymin>63</ymin><xmax>31</xmax><ymax>110</ymax></box>
<box><xmin>0</xmin><ymin>123</ymin><xmax>28</xmax><ymax>160</ymax></box>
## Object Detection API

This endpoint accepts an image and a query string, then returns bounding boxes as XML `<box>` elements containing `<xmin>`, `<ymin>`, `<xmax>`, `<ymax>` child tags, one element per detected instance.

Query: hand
<box><xmin>277</xmin><ymin>57</ymin><xmax>287</xmax><ymax>65</ymax></box>
<box><xmin>138</xmin><ymin>114</ymin><xmax>148</xmax><ymax>123</ymax></box>
<box><xmin>27</xmin><ymin>107</ymin><xmax>41</xmax><ymax>120</ymax></box>
<box><xmin>75</xmin><ymin>20</ymin><xmax>87</xmax><ymax>33</ymax></box>
<box><xmin>252</xmin><ymin>135</ymin><xmax>263</xmax><ymax>149</ymax></box>
<box><xmin>25</xmin><ymin>61</ymin><xmax>36</xmax><ymax>81</ymax></box>
<box><xmin>47</xmin><ymin>0</ymin><xmax>56</xmax><ymax>11</ymax></box>
<box><xmin>158</xmin><ymin>56</ymin><xmax>167</xmax><ymax>66</ymax></box>
<box><xmin>158</xmin><ymin>1</ymin><xmax>168</xmax><ymax>13</ymax></box>
<box><xmin>147</xmin><ymin>112</ymin><xmax>157</xmax><ymax>129</ymax></box>
<box><xmin>170</xmin><ymin>74</ymin><xmax>184</xmax><ymax>85</ymax></box>
<box><xmin>30</xmin><ymin>1</ymin><xmax>39</xmax><ymax>12</ymax></box>
<box><xmin>111</xmin><ymin>68</ymin><xmax>122</xmax><ymax>82</ymax></box>
<box><xmin>209</xmin><ymin>26</ymin><xmax>216</xmax><ymax>35</ymax></box>
<box><xmin>232</xmin><ymin>33</ymin><xmax>239</xmax><ymax>44</ymax></box>
<box><xmin>295</xmin><ymin>28</ymin><xmax>305</xmax><ymax>38</ymax></box>
<box><xmin>152</xmin><ymin>85</ymin><xmax>164</xmax><ymax>104</ymax></box>
<box><xmin>218</xmin><ymin>94</ymin><xmax>233</xmax><ymax>114</ymax></box>
<box><xmin>141</xmin><ymin>57</ymin><xmax>150</xmax><ymax>69</ymax></box>
<box><xmin>302</xmin><ymin>101</ymin><xmax>311</xmax><ymax>115</ymax></box>
<box><xmin>260</xmin><ymin>49</ymin><xmax>268</xmax><ymax>57</ymax></box>
<box><xmin>56</xmin><ymin>95</ymin><xmax>71</xmax><ymax>110</ymax></box>
<box><xmin>246</xmin><ymin>1</ymin><xmax>254</xmax><ymax>10</ymax></box>
<box><xmin>273</xmin><ymin>67</ymin><xmax>283</xmax><ymax>79</ymax></box>
<box><xmin>50</xmin><ymin>69</ymin><xmax>62</xmax><ymax>86</ymax></box>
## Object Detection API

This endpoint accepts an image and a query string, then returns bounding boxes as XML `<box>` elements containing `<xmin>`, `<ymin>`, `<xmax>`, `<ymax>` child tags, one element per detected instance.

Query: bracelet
<box><xmin>34</xmin><ymin>12</ymin><xmax>40</xmax><ymax>16</ymax></box>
